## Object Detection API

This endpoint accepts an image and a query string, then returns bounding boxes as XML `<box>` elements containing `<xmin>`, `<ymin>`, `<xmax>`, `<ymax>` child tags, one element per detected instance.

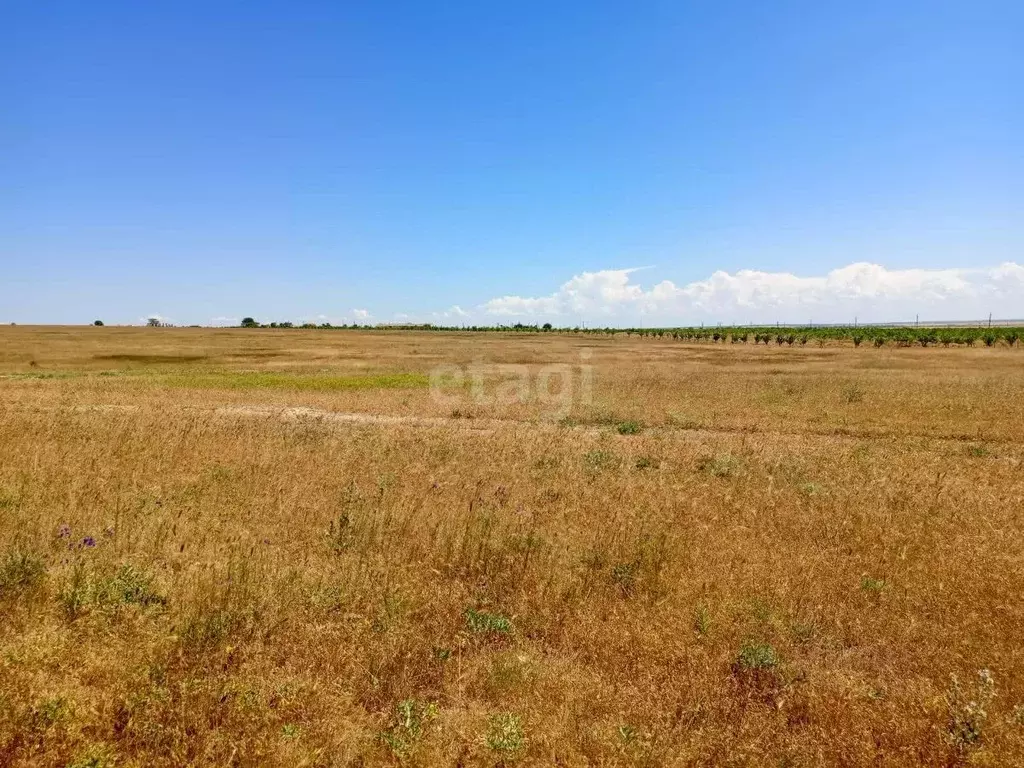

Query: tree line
<box><xmin>232</xmin><ymin>317</ymin><xmax>1023</xmax><ymax>347</ymax></box>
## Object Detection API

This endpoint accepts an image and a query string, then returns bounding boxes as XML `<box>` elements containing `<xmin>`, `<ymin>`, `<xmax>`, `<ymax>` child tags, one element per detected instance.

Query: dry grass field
<box><xmin>2</xmin><ymin>325</ymin><xmax>1024</xmax><ymax>767</ymax></box>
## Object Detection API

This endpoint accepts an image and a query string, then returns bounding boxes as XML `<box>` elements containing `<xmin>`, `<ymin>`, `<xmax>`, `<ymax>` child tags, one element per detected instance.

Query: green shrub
<box><xmin>615</xmin><ymin>420</ymin><xmax>643</xmax><ymax>435</ymax></box>
<box><xmin>100</xmin><ymin>564</ymin><xmax>166</xmax><ymax>608</ymax></box>
<box><xmin>465</xmin><ymin>608</ymin><xmax>512</xmax><ymax>635</ymax></box>
<box><xmin>693</xmin><ymin>605</ymin><xmax>712</xmax><ymax>637</ymax></box>
<box><xmin>860</xmin><ymin>575</ymin><xmax>886</xmax><ymax>593</ymax></box>
<box><xmin>583</xmin><ymin>450</ymin><xmax>617</xmax><ymax>470</ymax></box>
<box><xmin>58</xmin><ymin>562</ymin><xmax>166</xmax><ymax>619</ymax></box>
<box><xmin>735</xmin><ymin>640</ymin><xmax>780</xmax><ymax>671</ymax></box>
<box><xmin>27</xmin><ymin>695</ymin><xmax>72</xmax><ymax>733</ymax></box>
<box><xmin>0</xmin><ymin>548</ymin><xmax>46</xmax><ymax>599</ymax></box>
<box><xmin>487</xmin><ymin>713</ymin><xmax>525</xmax><ymax>754</ymax></box>
<box><xmin>732</xmin><ymin>637</ymin><xmax>787</xmax><ymax>698</ymax></box>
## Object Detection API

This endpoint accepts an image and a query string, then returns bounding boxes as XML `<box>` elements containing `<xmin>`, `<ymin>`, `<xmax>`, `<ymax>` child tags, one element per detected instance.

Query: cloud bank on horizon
<box><xmin>470</xmin><ymin>261</ymin><xmax>1024</xmax><ymax>325</ymax></box>
<box><xmin>189</xmin><ymin>261</ymin><xmax>1024</xmax><ymax>328</ymax></box>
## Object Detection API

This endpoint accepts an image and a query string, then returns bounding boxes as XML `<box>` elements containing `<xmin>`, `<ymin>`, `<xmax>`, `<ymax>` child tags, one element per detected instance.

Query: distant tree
<box><xmin>93</xmin><ymin>320</ymin><xmax>104</xmax><ymax>326</ymax></box>
<box><xmin>542</xmin><ymin>322</ymin><xmax>553</xmax><ymax>331</ymax></box>
<box><xmin>240</xmin><ymin>317</ymin><xmax>258</xmax><ymax>328</ymax></box>
<box><xmin>146</xmin><ymin>318</ymin><xmax>161</xmax><ymax>327</ymax></box>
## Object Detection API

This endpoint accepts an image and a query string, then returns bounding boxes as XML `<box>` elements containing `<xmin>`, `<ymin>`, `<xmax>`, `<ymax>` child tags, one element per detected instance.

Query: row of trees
<box><xmin>594</xmin><ymin>326</ymin><xmax>1022</xmax><ymax>347</ymax></box>
<box><xmin>91</xmin><ymin>319</ymin><xmax>174</xmax><ymax>327</ymax></box>
<box><xmin>240</xmin><ymin>317</ymin><xmax>380</xmax><ymax>330</ymax></box>
<box><xmin>234</xmin><ymin>317</ymin><xmax>1023</xmax><ymax>347</ymax></box>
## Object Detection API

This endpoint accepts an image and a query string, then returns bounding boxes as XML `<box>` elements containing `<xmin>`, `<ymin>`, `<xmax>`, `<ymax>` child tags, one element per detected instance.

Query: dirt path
<box><xmin>213</xmin><ymin>404</ymin><xmax>512</xmax><ymax>434</ymax></box>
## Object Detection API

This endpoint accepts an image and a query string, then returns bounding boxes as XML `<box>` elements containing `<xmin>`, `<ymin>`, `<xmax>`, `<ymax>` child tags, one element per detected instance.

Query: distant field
<box><xmin>2</xmin><ymin>326</ymin><xmax>1024</xmax><ymax>766</ymax></box>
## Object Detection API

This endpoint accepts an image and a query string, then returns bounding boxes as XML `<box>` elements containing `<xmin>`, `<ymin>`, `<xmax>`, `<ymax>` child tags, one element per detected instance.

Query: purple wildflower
<box><xmin>57</xmin><ymin>523</ymin><xmax>71</xmax><ymax>538</ymax></box>
<box><xmin>80</xmin><ymin>536</ymin><xmax>96</xmax><ymax>548</ymax></box>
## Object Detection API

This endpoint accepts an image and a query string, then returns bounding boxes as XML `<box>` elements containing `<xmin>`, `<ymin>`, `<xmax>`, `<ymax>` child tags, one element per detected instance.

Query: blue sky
<box><xmin>3</xmin><ymin>1</ymin><xmax>1022</xmax><ymax>325</ymax></box>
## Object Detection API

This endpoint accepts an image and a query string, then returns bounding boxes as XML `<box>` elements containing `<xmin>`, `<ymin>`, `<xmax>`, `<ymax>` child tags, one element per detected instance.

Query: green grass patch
<box><xmin>162</xmin><ymin>371</ymin><xmax>431</xmax><ymax>392</ymax></box>
<box><xmin>735</xmin><ymin>640</ymin><xmax>781</xmax><ymax>671</ymax></box>
<box><xmin>464</xmin><ymin>608</ymin><xmax>513</xmax><ymax>635</ymax></box>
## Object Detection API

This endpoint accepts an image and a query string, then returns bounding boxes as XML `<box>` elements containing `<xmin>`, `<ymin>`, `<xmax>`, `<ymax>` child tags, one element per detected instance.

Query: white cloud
<box><xmin>352</xmin><ymin>308</ymin><xmax>371</xmax><ymax>320</ymax></box>
<box><xmin>377</xmin><ymin>306</ymin><xmax>468</xmax><ymax>325</ymax></box>
<box><xmin>436</xmin><ymin>304</ymin><xmax>468</xmax><ymax>319</ymax></box>
<box><xmin>210</xmin><ymin>316</ymin><xmax>239</xmax><ymax>327</ymax></box>
<box><xmin>481</xmin><ymin>268</ymin><xmax>654</xmax><ymax>317</ymax></box>
<box><xmin>478</xmin><ymin>262</ymin><xmax>1024</xmax><ymax>324</ymax></box>
<box><xmin>295</xmin><ymin>313</ymin><xmax>344</xmax><ymax>326</ymax></box>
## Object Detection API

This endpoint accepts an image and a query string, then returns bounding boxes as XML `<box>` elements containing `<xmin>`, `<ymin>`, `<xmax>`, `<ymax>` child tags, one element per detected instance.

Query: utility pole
<box><xmin>989</xmin><ymin>313</ymin><xmax>993</xmax><ymax>328</ymax></box>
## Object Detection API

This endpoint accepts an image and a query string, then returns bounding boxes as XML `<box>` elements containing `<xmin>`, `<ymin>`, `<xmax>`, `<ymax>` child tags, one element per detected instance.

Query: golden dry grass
<box><xmin>2</xmin><ymin>326</ymin><xmax>1024</xmax><ymax>767</ymax></box>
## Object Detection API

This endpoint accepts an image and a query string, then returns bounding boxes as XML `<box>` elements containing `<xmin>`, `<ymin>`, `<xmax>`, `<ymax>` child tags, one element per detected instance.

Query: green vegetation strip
<box><xmin>230</xmin><ymin>319</ymin><xmax>1024</xmax><ymax>348</ymax></box>
<box><xmin>0</xmin><ymin>372</ymin><xmax>84</xmax><ymax>380</ymax></box>
<box><xmin>161</xmin><ymin>371</ymin><xmax>430</xmax><ymax>391</ymax></box>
